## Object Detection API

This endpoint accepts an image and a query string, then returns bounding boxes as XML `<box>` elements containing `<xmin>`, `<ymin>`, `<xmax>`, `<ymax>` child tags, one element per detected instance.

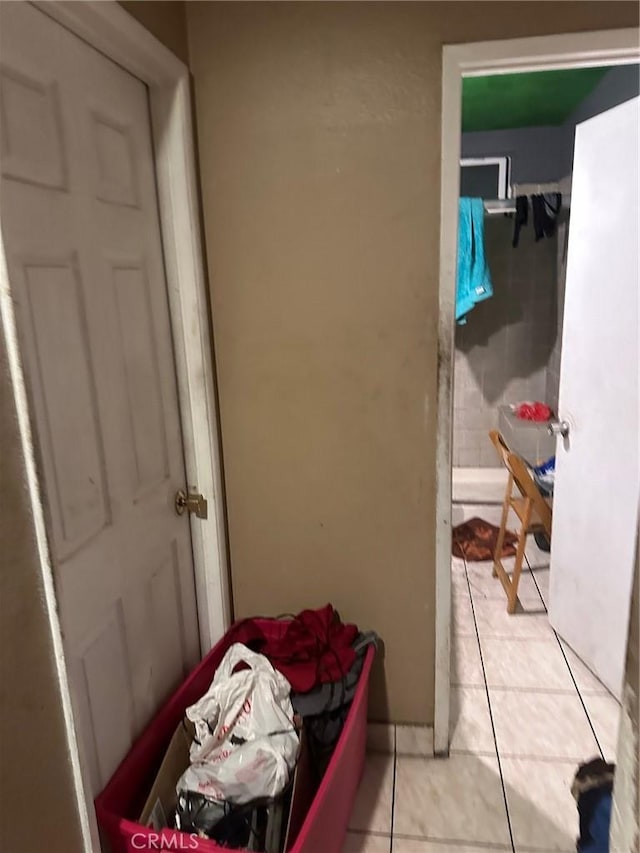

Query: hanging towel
<box><xmin>456</xmin><ymin>197</ymin><xmax>493</xmax><ymax>324</ymax></box>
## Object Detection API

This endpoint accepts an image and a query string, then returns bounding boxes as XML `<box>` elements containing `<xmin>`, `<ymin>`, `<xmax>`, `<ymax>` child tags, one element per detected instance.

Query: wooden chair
<box><xmin>488</xmin><ymin>430</ymin><xmax>553</xmax><ymax>613</ymax></box>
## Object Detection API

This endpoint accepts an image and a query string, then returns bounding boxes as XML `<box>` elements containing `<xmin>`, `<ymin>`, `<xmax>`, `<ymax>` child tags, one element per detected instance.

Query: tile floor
<box><xmin>343</xmin><ymin>504</ymin><xmax>621</xmax><ymax>853</ymax></box>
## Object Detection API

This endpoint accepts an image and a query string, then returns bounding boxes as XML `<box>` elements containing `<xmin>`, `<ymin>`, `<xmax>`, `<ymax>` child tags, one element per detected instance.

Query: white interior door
<box><xmin>0</xmin><ymin>1</ymin><xmax>201</xmax><ymax>798</ymax></box>
<box><xmin>549</xmin><ymin>97</ymin><xmax>639</xmax><ymax>699</ymax></box>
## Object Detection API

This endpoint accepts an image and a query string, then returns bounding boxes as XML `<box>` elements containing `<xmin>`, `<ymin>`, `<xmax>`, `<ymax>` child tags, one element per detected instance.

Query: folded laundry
<box><xmin>224</xmin><ymin>604</ymin><xmax>360</xmax><ymax>693</ymax></box>
<box><xmin>291</xmin><ymin>631</ymin><xmax>378</xmax><ymax>718</ymax></box>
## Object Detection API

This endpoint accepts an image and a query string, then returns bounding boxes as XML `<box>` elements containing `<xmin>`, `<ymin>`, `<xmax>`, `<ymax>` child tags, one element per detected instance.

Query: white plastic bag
<box><xmin>176</xmin><ymin>643</ymin><xmax>299</xmax><ymax>804</ymax></box>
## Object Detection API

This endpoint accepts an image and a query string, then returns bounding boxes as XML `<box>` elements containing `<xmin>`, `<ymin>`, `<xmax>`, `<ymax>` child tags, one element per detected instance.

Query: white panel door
<box><xmin>0</xmin><ymin>2</ymin><xmax>201</xmax><ymax>797</ymax></box>
<box><xmin>549</xmin><ymin>97</ymin><xmax>639</xmax><ymax>698</ymax></box>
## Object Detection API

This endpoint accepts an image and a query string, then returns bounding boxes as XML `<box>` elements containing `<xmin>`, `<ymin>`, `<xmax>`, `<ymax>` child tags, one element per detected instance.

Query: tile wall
<box><xmin>453</xmin><ymin>216</ymin><xmax>560</xmax><ymax>468</ymax></box>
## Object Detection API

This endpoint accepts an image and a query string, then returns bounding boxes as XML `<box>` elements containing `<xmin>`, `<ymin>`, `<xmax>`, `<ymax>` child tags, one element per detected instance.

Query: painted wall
<box><xmin>610</xmin><ymin>531</ymin><xmax>639</xmax><ymax>851</ymax></box>
<box><xmin>557</xmin><ymin>63</ymin><xmax>640</xmax><ymax>176</ymax></box>
<box><xmin>462</xmin><ymin>125</ymin><xmax>563</xmax><ymax>184</ymax></box>
<box><xmin>119</xmin><ymin>1</ymin><xmax>189</xmax><ymax>64</ymax></box>
<box><xmin>186</xmin><ymin>1</ymin><xmax>639</xmax><ymax>723</ymax></box>
<box><xmin>0</xmin><ymin>332</ymin><xmax>85</xmax><ymax>853</ymax></box>
<box><xmin>460</xmin><ymin>65</ymin><xmax>640</xmax><ymax>185</ymax></box>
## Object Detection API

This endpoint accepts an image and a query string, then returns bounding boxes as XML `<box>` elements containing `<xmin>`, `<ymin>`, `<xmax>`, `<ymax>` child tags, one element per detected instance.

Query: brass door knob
<box><xmin>174</xmin><ymin>489</ymin><xmax>208</xmax><ymax>519</ymax></box>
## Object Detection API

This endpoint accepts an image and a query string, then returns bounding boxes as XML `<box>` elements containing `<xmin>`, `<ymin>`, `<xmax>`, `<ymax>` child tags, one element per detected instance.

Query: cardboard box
<box><xmin>138</xmin><ymin>719</ymin><xmax>311</xmax><ymax>852</ymax></box>
<box><xmin>140</xmin><ymin>719</ymin><xmax>195</xmax><ymax>829</ymax></box>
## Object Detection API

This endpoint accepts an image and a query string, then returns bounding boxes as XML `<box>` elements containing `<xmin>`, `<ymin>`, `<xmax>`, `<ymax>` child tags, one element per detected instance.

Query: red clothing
<box><xmin>225</xmin><ymin>605</ymin><xmax>358</xmax><ymax>693</ymax></box>
<box><xmin>515</xmin><ymin>401</ymin><xmax>552</xmax><ymax>422</ymax></box>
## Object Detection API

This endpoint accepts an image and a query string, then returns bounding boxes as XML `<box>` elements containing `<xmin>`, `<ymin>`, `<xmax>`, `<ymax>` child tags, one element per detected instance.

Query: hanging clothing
<box><xmin>512</xmin><ymin>195</ymin><xmax>529</xmax><ymax>247</ymax></box>
<box><xmin>456</xmin><ymin>197</ymin><xmax>493</xmax><ymax>324</ymax></box>
<box><xmin>531</xmin><ymin>193</ymin><xmax>562</xmax><ymax>241</ymax></box>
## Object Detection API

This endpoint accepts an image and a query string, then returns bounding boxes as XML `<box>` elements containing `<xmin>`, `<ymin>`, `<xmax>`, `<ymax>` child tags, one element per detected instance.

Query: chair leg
<box><xmin>507</xmin><ymin>500</ymin><xmax>532</xmax><ymax>614</ymax></box>
<box><xmin>493</xmin><ymin>477</ymin><xmax>512</xmax><ymax>579</ymax></box>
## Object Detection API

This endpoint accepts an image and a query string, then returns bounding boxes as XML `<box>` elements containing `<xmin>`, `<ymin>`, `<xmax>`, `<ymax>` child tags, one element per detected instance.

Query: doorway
<box><xmin>0</xmin><ymin>2</ymin><xmax>229</xmax><ymax>848</ymax></box>
<box><xmin>433</xmin><ymin>30</ymin><xmax>639</xmax><ymax>851</ymax></box>
<box><xmin>434</xmin><ymin>29</ymin><xmax>640</xmax><ymax>760</ymax></box>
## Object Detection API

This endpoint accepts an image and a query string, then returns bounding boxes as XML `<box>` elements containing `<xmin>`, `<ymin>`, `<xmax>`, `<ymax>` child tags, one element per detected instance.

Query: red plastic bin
<box><xmin>95</xmin><ymin>618</ymin><xmax>375</xmax><ymax>853</ymax></box>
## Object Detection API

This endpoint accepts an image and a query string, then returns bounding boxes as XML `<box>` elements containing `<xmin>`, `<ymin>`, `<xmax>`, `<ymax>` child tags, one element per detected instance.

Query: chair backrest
<box><xmin>488</xmin><ymin>430</ymin><xmax>511</xmax><ymax>466</ymax></box>
<box><xmin>505</xmin><ymin>451</ymin><xmax>553</xmax><ymax>532</ymax></box>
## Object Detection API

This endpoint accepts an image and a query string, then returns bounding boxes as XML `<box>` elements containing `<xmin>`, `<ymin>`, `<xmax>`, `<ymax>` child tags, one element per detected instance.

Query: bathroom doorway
<box><xmin>434</xmin><ymin>30</ymin><xmax>640</xmax><ymax>759</ymax></box>
<box><xmin>435</xmin><ymin>33</ymin><xmax>638</xmax><ymax>850</ymax></box>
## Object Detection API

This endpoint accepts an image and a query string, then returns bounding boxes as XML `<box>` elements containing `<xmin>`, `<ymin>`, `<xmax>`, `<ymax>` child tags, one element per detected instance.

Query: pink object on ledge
<box><xmin>95</xmin><ymin>618</ymin><xmax>375</xmax><ymax>853</ymax></box>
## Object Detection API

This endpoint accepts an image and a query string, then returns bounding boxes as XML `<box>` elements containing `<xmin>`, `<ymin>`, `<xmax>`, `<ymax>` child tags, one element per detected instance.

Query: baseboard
<box><xmin>366</xmin><ymin>723</ymin><xmax>435</xmax><ymax>757</ymax></box>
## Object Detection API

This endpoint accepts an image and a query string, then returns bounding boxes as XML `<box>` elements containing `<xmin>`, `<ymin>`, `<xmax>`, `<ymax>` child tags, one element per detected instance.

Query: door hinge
<box><xmin>174</xmin><ymin>489</ymin><xmax>208</xmax><ymax>519</ymax></box>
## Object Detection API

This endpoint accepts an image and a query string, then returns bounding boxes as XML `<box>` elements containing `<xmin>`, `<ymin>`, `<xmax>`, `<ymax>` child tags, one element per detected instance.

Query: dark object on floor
<box><xmin>452</xmin><ymin>517</ymin><xmax>518</xmax><ymax>561</ymax></box>
<box><xmin>572</xmin><ymin>757</ymin><xmax>615</xmax><ymax>853</ymax></box>
<box><xmin>534</xmin><ymin>530</ymin><xmax>551</xmax><ymax>552</ymax></box>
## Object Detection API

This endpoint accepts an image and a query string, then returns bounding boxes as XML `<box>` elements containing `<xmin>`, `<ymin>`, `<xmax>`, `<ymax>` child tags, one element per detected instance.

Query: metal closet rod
<box><xmin>483</xmin><ymin>182</ymin><xmax>565</xmax><ymax>215</ymax></box>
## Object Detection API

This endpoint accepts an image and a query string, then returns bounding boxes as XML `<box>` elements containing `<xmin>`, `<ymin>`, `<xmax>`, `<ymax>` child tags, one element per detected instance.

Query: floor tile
<box><xmin>396</xmin><ymin>725</ymin><xmax>433</xmax><ymax>757</ymax></box>
<box><xmin>342</xmin><ymin>832</ymin><xmax>391</xmax><ymax>853</ymax></box>
<box><xmin>451</xmin><ymin>634</ymin><xmax>484</xmax><ymax>687</ymax></box>
<box><xmin>453</xmin><ymin>593</ymin><xmax>476</xmax><ymax>637</ymax></box>
<box><xmin>452</xmin><ymin>469</ymin><xmax>507</xmax><ymax>505</ymax></box>
<box><xmin>394</xmin><ymin>754</ymin><xmax>511</xmax><ymax>846</ymax></box>
<box><xmin>392</xmin><ymin>840</ymin><xmax>510</xmax><ymax>852</ymax></box>
<box><xmin>450</xmin><ymin>686</ymin><xmax>496</xmax><ymax>755</ymax></box>
<box><xmin>501</xmin><ymin>757</ymin><xmax>578</xmax><ymax>851</ymax></box>
<box><xmin>582</xmin><ymin>693</ymin><xmax>621</xmax><ymax>762</ymax></box>
<box><xmin>453</xmin><ymin>503</ymin><xmax>512</xmax><ymax>527</ymax></box>
<box><xmin>367</xmin><ymin>723</ymin><xmax>395</xmax><ymax>754</ymax></box>
<box><xmin>473</xmin><ymin>597</ymin><xmax>552</xmax><ymax>640</ymax></box>
<box><xmin>531</xmin><ymin>567</ymin><xmax>550</xmax><ymax>606</ymax></box>
<box><xmin>481</xmin><ymin>637</ymin><xmax>575</xmax><ymax>691</ymax></box>
<box><xmin>451</xmin><ymin>555</ymin><xmax>467</xmax><ymax>575</ymax></box>
<box><xmin>490</xmin><ymin>689</ymin><xmax>600</xmax><ymax>760</ymax></box>
<box><xmin>467</xmin><ymin>560</ymin><xmax>543</xmax><ymax>605</ymax></box>
<box><xmin>559</xmin><ymin>641</ymin><xmax>611</xmax><ymax>696</ymax></box>
<box><xmin>348</xmin><ymin>754</ymin><xmax>394</xmax><ymax>834</ymax></box>
<box><xmin>452</xmin><ymin>565</ymin><xmax>470</xmax><ymax>596</ymax></box>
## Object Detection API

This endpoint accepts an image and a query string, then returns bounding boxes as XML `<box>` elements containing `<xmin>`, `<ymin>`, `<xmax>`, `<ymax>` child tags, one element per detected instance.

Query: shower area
<box><xmin>452</xmin><ymin>64</ymin><xmax>639</xmax><ymax>504</ymax></box>
<box><xmin>452</xmin><ymin>188</ymin><xmax>566</xmax><ymax>502</ymax></box>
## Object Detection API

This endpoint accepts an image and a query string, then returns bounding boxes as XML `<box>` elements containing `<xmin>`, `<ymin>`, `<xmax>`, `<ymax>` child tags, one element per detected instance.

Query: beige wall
<box><xmin>119</xmin><ymin>1</ymin><xmax>189</xmax><ymax>64</ymax></box>
<box><xmin>187</xmin><ymin>1</ymin><xmax>639</xmax><ymax>723</ymax></box>
<box><xmin>0</xmin><ymin>332</ymin><xmax>85</xmax><ymax>853</ymax></box>
<box><xmin>610</xmin><ymin>535</ymin><xmax>639</xmax><ymax>851</ymax></box>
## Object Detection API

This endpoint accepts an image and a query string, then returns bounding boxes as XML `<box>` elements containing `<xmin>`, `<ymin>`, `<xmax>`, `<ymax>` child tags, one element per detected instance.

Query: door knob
<box><xmin>548</xmin><ymin>420</ymin><xmax>570</xmax><ymax>438</ymax></box>
<box><xmin>174</xmin><ymin>489</ymin><xmax>208</xmax><ymax>519</ymax></box>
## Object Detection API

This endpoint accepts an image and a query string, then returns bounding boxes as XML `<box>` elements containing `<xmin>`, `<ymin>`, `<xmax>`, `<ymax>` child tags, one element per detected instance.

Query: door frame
<box><xmin>434</xmin><ymin>27</ymin><xmax>640</xmax><ymax>754</ymax></box>
<box><xmin>0</xmin><ymin>2</ymin><xmax>230</xmax><ymax>845</ymax></box>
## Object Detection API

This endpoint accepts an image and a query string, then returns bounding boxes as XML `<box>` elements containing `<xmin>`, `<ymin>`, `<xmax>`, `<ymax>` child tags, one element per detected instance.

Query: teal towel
<box><xmin>456</xmin><ymin>197</ymin><xmax>493</xmax><ymax>324</ymax></box>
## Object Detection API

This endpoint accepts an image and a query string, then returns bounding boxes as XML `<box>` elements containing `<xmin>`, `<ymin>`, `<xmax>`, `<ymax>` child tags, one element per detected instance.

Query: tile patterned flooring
<box><xmin>343</xmin><ymin>505</ymin><xmax>621</xmax><ymax>853</ymax></box>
